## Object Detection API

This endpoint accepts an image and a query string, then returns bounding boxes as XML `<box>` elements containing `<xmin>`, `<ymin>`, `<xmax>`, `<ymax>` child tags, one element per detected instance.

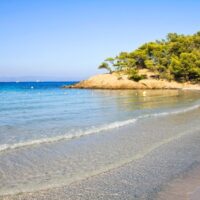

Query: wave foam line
<box><xmin>0</xmin><ymin>118</ymin><xmax>137</xmax><ymax>153</ymax></box>
<box><xmin>140</xmin><ymin>103</ymin><xmax>200</xmax><ymax>119</ymax></box>
<box><xmin>2</xmin><ymin>124</ymin><xmax>199</xmax><ymax>196</ymax></box>
<box><xmin>0</xmin><ymin>102</ymin><xmax>199</xmax><ymax>153</ymax></box>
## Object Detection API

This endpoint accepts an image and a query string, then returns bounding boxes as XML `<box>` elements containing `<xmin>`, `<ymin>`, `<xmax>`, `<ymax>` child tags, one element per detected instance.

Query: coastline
<box><xmin>64</xmin><ymin>73</ymin><xmax>200</xmax><ymax>90</ymax></box>
<box><xmin>1</xmin><ymin>1</ymin><xmax>200</xmax><ymax>200</ymax></box>
<box><xmin>2</xmin><ymin>105</ymin><xmax>200</xmax><ymax>200</ymax></box>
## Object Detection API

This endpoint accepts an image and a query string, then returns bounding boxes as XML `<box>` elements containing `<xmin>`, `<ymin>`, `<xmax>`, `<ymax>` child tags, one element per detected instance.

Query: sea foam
<box><xmin>0</xmin><ymin>118</ymin><xmax>137</xmax><ymax>153</ymax></box>
<box><xmin>0</xmin><ymin>102</ymin><xmax>199</xmax><ymax>153</ymax></box>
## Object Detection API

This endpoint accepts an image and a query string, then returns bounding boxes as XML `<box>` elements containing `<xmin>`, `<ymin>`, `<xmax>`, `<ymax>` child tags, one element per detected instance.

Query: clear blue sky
<box><xmin>0</xmin><ymin>0</ymin><xmax>200</xmax><ymax>81</ymax></box>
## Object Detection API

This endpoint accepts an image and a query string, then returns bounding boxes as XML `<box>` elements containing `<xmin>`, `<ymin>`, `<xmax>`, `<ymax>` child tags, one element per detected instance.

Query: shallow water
<box><xmin>0</xmin><ymin>82</ymin><xmax>200</xmax><ymax>198</ymax></box>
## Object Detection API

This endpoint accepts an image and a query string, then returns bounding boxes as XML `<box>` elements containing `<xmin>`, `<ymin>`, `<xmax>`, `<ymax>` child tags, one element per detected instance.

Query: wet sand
<box><xmin>2</xmin><ymin>135</ymin><xmax>200</xmax><ymax>200</ymax></box>
<box><xmin>156</xmin><ymin>165</ymin><xmax>200</xmax><ymax>200</ymax></box>
<box><xmin>1</xmin><ymin>107</ymin><xmax>200</xmax><ymax>200</ymax></box>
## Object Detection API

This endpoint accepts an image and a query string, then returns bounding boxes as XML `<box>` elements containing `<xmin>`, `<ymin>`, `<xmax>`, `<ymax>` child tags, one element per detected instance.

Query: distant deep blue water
<box><xmin>0</xmin><ymin>82</ymin><xmax>200</xmax><ymax>196</ymax></box>
<box><xmin>0</xmin><ymin>81</ymin><xmax>77</xmax><ymax>91</ymax></box>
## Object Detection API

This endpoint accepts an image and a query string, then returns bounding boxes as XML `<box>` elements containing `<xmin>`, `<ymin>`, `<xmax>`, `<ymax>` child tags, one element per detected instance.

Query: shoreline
<box><xmin>2</xmin><ymin>157</ymin><xmax>200</xmax><ymax>200</ymax></box>
<box><xmin>2</xmin><ymin>106</ymin><xmax>200</xmax><ymax>200</ymax></box>
<box><xmin>64</xmin><ymin>73</ymin><xmax>200</xmax><ymax>90</ymax></box>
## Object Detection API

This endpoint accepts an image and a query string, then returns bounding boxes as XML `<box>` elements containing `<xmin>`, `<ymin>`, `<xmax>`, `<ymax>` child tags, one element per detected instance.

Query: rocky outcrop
<box><xmin>64</xmin><ymin>73</ymin><xmax>200</xmax><ymax>90</ymax></box>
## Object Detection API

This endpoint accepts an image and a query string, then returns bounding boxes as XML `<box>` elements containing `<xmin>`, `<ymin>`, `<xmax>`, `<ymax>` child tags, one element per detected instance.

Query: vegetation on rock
<box><xmin>98</xmin><ymin>62</ymin><xmax>112</xmax><ymax>74</ymax></box>
<box><xmin>98</xmin><ymin>31</ymin><xmax>200</xmax><ymax>82</ymax></box>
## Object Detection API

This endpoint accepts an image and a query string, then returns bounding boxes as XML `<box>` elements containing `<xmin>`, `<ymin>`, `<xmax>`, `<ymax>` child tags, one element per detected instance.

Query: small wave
<box><xmin>140</xmin><ymin>103</ymin><xmax>200</xmax><ymax>119</ymax></box>
<box><xmin>0</xmin><ymin>102</ymin><xmax>199</xmax><ymax>153</ymax></box>
<box><xmin>0</xmin><ymin>118</ymin><xmax>137</xmax><ymax>153</ymax></box>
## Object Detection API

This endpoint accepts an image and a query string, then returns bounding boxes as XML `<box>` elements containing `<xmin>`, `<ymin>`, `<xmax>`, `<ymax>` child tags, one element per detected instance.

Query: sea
<box><xmin>0</xmin><ymin>82</ymin><xmax>200</xmax><ymax>199</ymax></box>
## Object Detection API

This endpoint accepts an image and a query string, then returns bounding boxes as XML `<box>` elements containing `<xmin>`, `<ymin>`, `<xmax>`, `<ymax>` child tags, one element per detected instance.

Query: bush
<box><xmin>99</xmin><ymin>31</ymin><xmax>200</xmax><ymax>83</ymax></box>
<box><xmin>127</xmin><ymin>68</ymin><xmax>146</xmax><ymax>81</ymax></box>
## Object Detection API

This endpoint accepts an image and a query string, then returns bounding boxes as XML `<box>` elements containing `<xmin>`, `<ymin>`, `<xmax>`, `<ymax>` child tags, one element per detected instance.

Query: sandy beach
<box><xmin>1</xmin><ymin>0</ymin><xmax>200</xmax><ymax>199</ymax></box>
<box><xmin>2</xmin><ymin>103</ymin><xmax>200</xmax><ymax>200</ymax></box>
<box><xmin>156</xmin><ymin>165</ymin><xmax>200</xmax><ymax>200</ymax></box>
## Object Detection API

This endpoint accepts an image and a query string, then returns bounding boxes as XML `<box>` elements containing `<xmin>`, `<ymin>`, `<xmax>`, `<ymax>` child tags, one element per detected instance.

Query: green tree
<box><xmin>99</xmin><ymin>31</ymin><xmax>200</xmax><ymax>82</ymax></box>
<box><xmin>98</xmin><ymin>62</ymin><xmax>112</xmax><ymax>73</ymax></box>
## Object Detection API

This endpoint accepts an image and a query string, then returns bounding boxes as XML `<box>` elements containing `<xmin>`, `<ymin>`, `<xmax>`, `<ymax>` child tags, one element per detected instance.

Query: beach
<box><xmin>1</xmin><ymin>0</ymin><xmax>200</xmax><ymax>199</ymax></box>
<box><xmin>157</xmin><ymin>165</ymin><xmax>200</xmax><ymax>200</ymax></box>
<box><xmin>1</xmin><ymin>103</ymin><xmax>200</xmax><ymax>200</ymax></box>
<box><xmin>0</xmin><ymin>83</ymin><xmax>200</xmax><ymax>199</ymax></box>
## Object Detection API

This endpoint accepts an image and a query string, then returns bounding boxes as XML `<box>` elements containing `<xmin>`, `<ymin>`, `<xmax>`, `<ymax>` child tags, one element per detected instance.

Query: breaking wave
<box><xmin>0</xmin><ymin>118</ymin><xmax>137</xmax><ymax>153</ymax></box>
<box><xmin>0</xmin><ymin>102</ymin><xmax>199</xmax><ymax>153</ymax></box>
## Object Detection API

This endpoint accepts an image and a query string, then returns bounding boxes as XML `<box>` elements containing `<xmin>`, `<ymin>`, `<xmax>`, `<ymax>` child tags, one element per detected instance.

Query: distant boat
<box><xmin>36</xmin><ymin>80</ymin><xmax>40</xmax><ymax>82</ymax></box>
<box><xmin>16</xmin><ymin>80</ymin><xmax>20</xmax><ymax>83</ymax></box>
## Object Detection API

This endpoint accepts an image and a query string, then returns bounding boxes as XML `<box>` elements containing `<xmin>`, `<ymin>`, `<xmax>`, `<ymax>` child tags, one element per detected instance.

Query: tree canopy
<box><xmin>98</xmin><ymin>31</ymin><xmax>200</xmax><ymax>82</ymax></box>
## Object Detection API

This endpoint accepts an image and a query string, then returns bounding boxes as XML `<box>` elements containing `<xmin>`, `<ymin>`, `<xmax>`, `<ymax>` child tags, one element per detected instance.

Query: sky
<box><xmin>0</xmin><ymin>0</ymin><xmax>200</xmax><ymax>81</ymax></box>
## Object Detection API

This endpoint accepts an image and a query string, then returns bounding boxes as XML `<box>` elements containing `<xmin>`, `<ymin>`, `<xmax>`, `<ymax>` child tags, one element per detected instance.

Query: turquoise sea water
<box><xmin>0</xmin><ymin>82</ymin><xmax>200</xmax><ymax>197</ymax></box>
<box><xmin>1</xmin><ymin>82</ymin><xmax>200</xmax><ymax>150</ymax></box>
